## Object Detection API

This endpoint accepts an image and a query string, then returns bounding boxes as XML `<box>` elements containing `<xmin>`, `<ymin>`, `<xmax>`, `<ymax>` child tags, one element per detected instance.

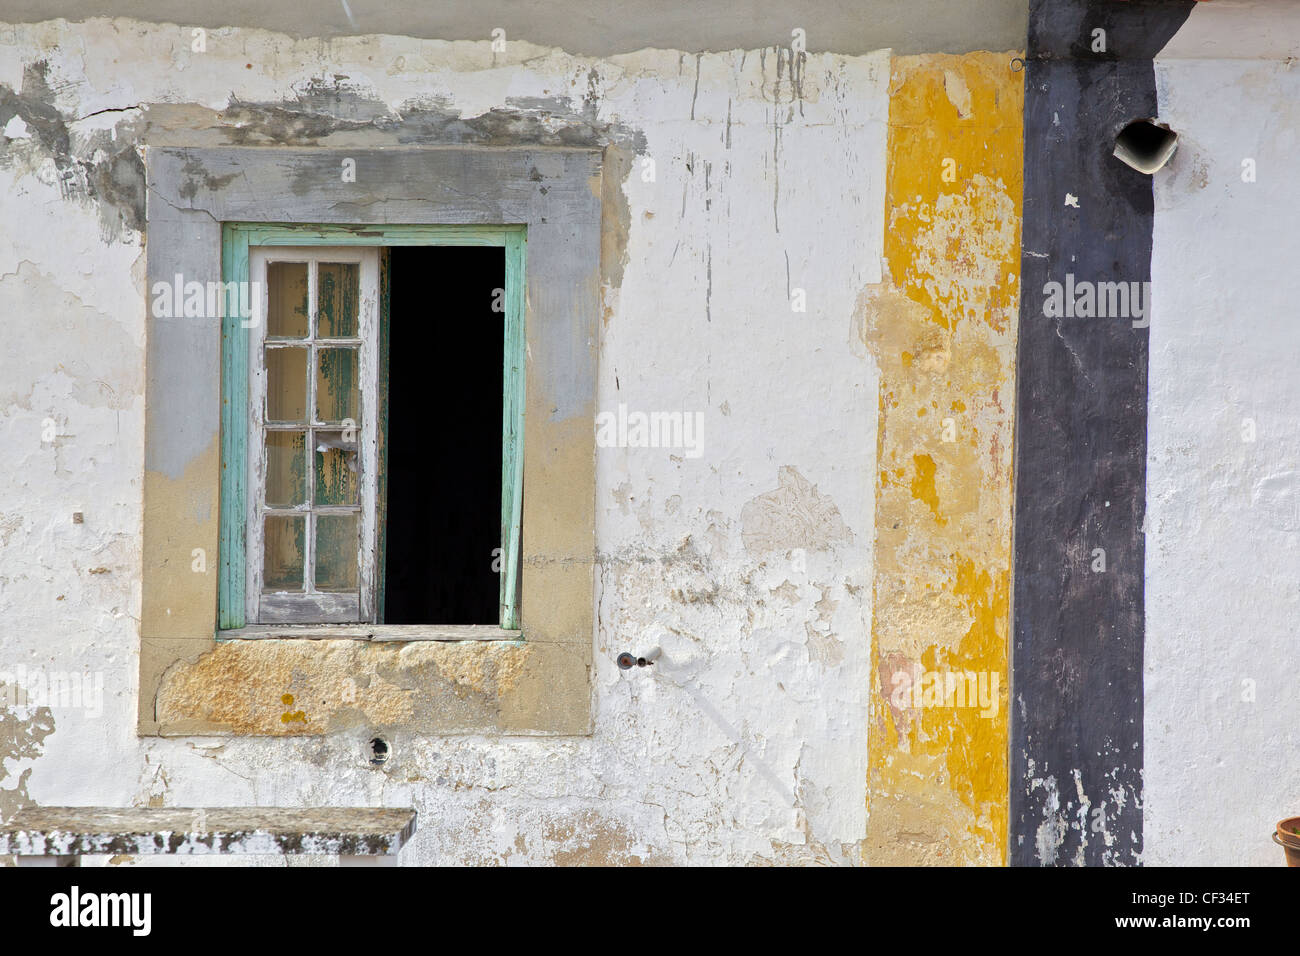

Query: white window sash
<box><xmin>246</xmin><ymin>246</ymin><xmax>380</xmax><ymax>624</ymax></box>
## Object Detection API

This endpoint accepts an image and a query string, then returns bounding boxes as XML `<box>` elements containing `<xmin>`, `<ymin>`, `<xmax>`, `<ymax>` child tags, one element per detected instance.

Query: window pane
<box><xmin>266</xmin><ymin>262</ymin><xmax>309</xmax><ymax>338</ymax></box>
<box><xmin>265</xmin><ymin>431</ymin><xmax>306</xmax><ymax>506</ymax></box>
<box><xmin>263</xmin><ymin>514</ymin><xmax>305</xmax><ymax>591</ymax></box>
<box><xmin>315</xmin><ymin>432</ymin><xmax>358</xmax><ymax>506</ymax></box>
<box><xmin>315</xmin><ymin>513</ymin><xmax>358</xmax><ymax>591</ymax></box>
<box><xmin>266</xmin><ymin>347</ymin><xmax>308</xmax><ymax>423</ymax></box>
<box><xmin>317</xmin><ymin>262</ymin><xmax>359</xmax><ymax>338</ymax></box>
<box><xmin>315</xmin><ymin>347</ymin><xmax>358</xmax><ymax>423</ymax></box>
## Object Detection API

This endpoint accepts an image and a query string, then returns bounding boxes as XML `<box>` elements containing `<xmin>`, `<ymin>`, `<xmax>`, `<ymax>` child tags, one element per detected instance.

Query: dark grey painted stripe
<box><xmin>1010</xmin><ymin>0</ymin><xmax>1194</xmax><ymax>866</ymax></box>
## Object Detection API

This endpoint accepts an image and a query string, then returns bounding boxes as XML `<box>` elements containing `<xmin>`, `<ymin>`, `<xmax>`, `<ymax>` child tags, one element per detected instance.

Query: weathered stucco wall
<box><xmin>0</xmin><ymin>17</ymin><xmax>888</xmax><ymax>864</ymax></box>
<box><xmin>1145</xmin><ymin>9</ymin><xmax>1300</xmax><ymax>865</ymax></box>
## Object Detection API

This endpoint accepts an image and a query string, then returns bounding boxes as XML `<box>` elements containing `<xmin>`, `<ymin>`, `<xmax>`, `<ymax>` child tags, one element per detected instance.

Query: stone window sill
<box><xmin>218</xmin><ymin>624</ymin><xmax>523</xmax><ymax>642</ymax></box>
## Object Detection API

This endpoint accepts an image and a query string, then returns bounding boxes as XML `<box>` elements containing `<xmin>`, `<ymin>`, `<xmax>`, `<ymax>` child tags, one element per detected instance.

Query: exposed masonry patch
<box><xmin>0</xmin><ymin>60</ymin><xmax>145</xmax><ymax>240</ymax></box>
<box><xmin>740</xmin><ymin>466</ymin><xmax>853</xmax><ymax>555</ymax></box>
<box><xmin>223</xmin><ymin>83</ymin><xmax>648</xmax><ymax>153</ymax></box>
<box><xmin>0</xmin><ymin>63</ymin><xmax>647</xmax><ymax>246</ymax></box>
<box><xmin>155</xmin><ymin>640</ymin><xmax>535</xmax><ymax>736</ymax></box>
<box><xmin>0</xmin><ymin>683</ymin><xmax>55</xmax><ymax>823</ymax></box>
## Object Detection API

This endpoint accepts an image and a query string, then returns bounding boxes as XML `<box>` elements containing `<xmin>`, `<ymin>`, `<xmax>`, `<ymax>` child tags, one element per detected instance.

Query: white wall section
<box><xmin>1146</xmin><ymin>18</ymin><xmax>1300</xmax><ymax>863</ymax></box>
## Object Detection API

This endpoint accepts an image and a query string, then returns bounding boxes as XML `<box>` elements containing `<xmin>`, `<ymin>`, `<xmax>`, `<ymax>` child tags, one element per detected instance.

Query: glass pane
<box><xmin>263</xmin><ymin>514</ymin><xmax>305</xmax><ymax>591</ymax></box>
<box><xmin>315</xmin><ymin>432</ymin><xmax>359</xmax><ymax>506</ymax></box>
<box><xmin>317</xmin><ymin>262</ymin><xmax>359</xmax><ymax>338</ymax></box>
<box><xmin>315</xmin><ymin>347</ymin><xmax>358</xmax><ymax>423</ymax></box>
<box><xmin>265</xmin><ymin>431</ymin><xmax>306</xmax><ymax>506</ymax></box>
<box><xmin>266</xmin><ymin>262</ymin><xmax>309</xmax><ymax>338</ymax></box>
<box><xmin>315</xmin><ymin>513</ymin><xmax>358</xmax><ymax>591</ymax></box>
<box><xmin>266</xmin><ymin>347</ymin><xmax>307</xmax><ymax>423</ymax></box>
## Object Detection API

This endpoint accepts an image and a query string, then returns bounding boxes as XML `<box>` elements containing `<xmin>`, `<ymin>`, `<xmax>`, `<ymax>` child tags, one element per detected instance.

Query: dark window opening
<box><xmin>382</xmin><ymin>246</ymin><xmax>505</xmax><ymax>625</ymax></box>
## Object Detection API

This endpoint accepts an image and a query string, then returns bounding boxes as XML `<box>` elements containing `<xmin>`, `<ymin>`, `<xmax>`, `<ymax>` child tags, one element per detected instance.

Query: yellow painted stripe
<box><xmin>863</xmin><ymin>52</ymin><xmax>1023</xmax><ymax>866</ymax></box>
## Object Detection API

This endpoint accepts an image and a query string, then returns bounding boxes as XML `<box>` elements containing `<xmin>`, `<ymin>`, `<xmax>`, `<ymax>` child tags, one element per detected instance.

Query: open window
<box><xmin>219</xmin><ymin>226</ymin><xmax>526</xmax><ymax>635</ymax></box>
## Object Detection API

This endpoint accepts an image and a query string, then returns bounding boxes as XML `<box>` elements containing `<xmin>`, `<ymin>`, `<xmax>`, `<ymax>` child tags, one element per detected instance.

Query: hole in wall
<box><xmin>369</xmin><ymin>736</ymin><xmax>390</xmax><ymax>765</ymax></box>
<box><xmin>1113</xmin><ymin>119</ymin><xmax>1178</xmax><ymax>174</ymax></box>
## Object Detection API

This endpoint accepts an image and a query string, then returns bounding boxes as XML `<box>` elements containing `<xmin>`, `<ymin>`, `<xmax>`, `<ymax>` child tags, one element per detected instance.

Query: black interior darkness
<box><xmin>382</xmin><ymin>245</ymin><xmax>505</xmax><ymax>625</ymax></box>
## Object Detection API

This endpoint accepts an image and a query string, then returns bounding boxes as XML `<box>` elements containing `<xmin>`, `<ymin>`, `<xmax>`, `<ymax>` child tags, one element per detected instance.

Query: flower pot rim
<box><xmin>1276</xmin><ymin>817</ymin><xmax>1300</xmax><ymax>848</ymax></box>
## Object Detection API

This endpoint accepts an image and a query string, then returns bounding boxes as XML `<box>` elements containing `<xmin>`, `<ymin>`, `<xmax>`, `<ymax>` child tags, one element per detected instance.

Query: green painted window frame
<box><xmin>218</xmin><ymin>223</ymin><xmax>527</xmax><ymax>633</ymax></box>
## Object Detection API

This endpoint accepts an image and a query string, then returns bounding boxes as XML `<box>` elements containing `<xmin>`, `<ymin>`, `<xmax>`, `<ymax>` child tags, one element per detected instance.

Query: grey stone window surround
<box><xmin>139</xmin><ymin>145</ymin><xmax>602</xmax><ymax>736</ymax></box>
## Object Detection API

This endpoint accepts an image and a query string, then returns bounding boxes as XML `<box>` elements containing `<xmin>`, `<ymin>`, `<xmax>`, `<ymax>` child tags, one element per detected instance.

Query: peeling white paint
<box><xmin>0</xmin><ymin>18</ymin><xmax>888</xmax><ymax>864</ymax></box>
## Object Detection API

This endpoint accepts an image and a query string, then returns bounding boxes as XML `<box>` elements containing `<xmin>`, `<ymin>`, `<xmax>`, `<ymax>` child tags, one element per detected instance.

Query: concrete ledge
<box><xmin>0</xmin><ymin>807</ymin><xmax>416</xmax><ymax>856</ymax></box>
